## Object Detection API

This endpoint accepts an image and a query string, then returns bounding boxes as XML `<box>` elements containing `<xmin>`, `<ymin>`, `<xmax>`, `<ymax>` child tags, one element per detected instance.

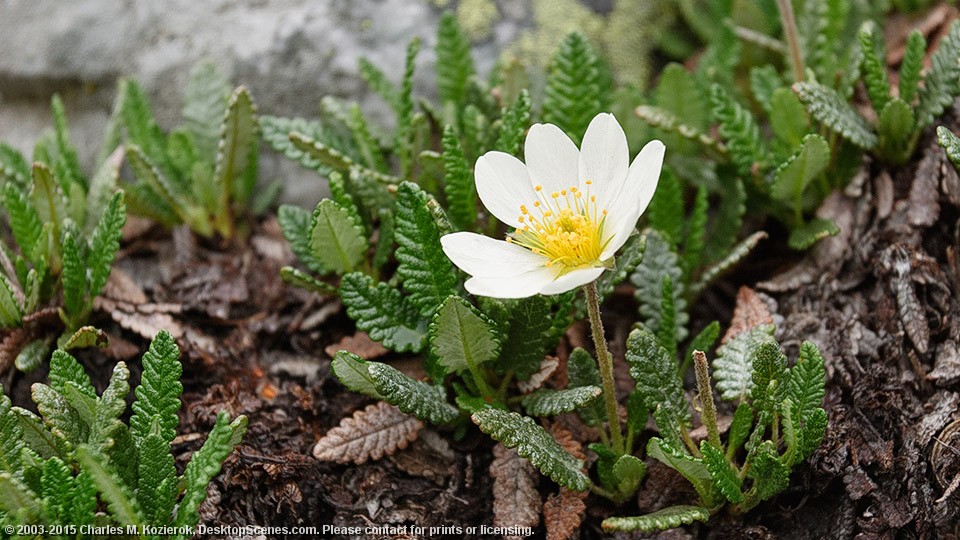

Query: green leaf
<box><xmin>656</xmin><ymin>63</ymin><xmax>708</xmax><ymax>130</ymax></box>
<box><xmin>85</xmin><ymin>146</ymin><xmax>124</xmax><ymax>235</ymax></box>
<box><xmin>0</xmin><ymin>143</ymin><xmax>30</xmax><ymax>188</ymax></box>
<box><xmin>278</xmin><ymin>205</ymin><xmax>324</xmax><ymax>275</ymax></box>
<box><xmin>626</xmin><ymin>327</ymin><xmax>691</xmax><ymax>431</ymax></box>
<box><xmin>727</xmin><ymin>402</ymin><xmax>753</xmax><ymax>458</ymax></box>
<box><xmin>750</xmin><ymin>65</ymin><xmax>782</xmax><ymax>114</ymax></box>
<box><xmin>120</xmin><ymin>79</ymin><xmax>172</xmax><ymax>179</ymax></box>
<box><xmin>769</xmin><ymin>88</ymin><xmax>810</xmax><ymax>149</ymax></box>
<box><xmin>14</xmin><ymin>407</ymin><xmax>61</xmax><ymax>459</ymax></box>
<box><xmin>51</xmin><ymin>95</ymin><xmax>85</xmax><ymax>191</ymax></box>
<box><xmin>682</xmin><ymin>186</ymin><xmax>708</xmax><ymax>282</ymax></box>
<box><xmin>602</xmin><ymin>505</ymin><xmax>711</xmax><ymax>533</ymax></box>
<box><xmin>137</xmin><ymin>428</ymin><xmax>177</xmax><ymax>526</ymax></box>
<box><xmin>394</xmin><ymin>182</ymin><xmax>458</xmax><ymax>316</ymax></box>
<box><xmin>359</xmin><ymin>57</ymin><xmax>400</xmax><ymax>113</ymax></box>
<box><xmin>0</xmin><ymin>393</ymin><xmax>25</xmax><ymax>476</ymax></box>
<box><xmin>0</xmin><ymin>273</ymin><xmax>23</xmax><ymax>329</ymax></box>
<box><xmin>700</xmin><ymin>441</ymin><xmax>743</xmax><ymax>503</ymax></box>
<box><xmin>596</xmin><ymin>233</ymin><xmax>645</xmax><ymax>301</ymax></box>
<box><xmin>567</xmin><ymin>347</ymin><xmax>606</xmax><ymax>427</ymax></box>
<box><xmin>916</xmin><ymin>19</ymin><xmax>960</xmax><ymax>129</ymax></box>
<box><xmin>76</xmin><ymin>445</ymin><xmax>143</xmax><ymax>526</ymax></box>
<box><xmin>631</xmin><ymin>230</ymin><xmax>688</xmax><ymax>342</ymax></box>
<box><xmin>939</xmin><ymin>126</ymin><xmax>960</xmax><ymax>169</ymax></box>
<box><xmin>172</xmin><ymin>412</ymin><xmax>247</xmax><ymax>535</ymax></box>
<box><xmin>711</xmin><ymin>84</ymin><xmax>767</xmax><ymax>176</ymax></box>
<box><xmin>395</xmin><ymin>38</ymin><xmax>420</xmax><ymax>179</ymax></box>
<box><xmin>88</xmin><ymin>362</ymin><xmax>130</xmax><ymax>448</ymax></box>
<box><xmin>876</xmin><ymin>98</ymin><xmax>916</xmax><ymax>163</ymax></box>
<box><xmin>657</xmin><ymin>276</ymin><xmax>678</xmax><ymax>357</ymax></box>
<box><xmin>788</xmin><ymin>341</ymin><xmax>827</xmax><ymax>422</ymax></box>
<box><xmin>49</xmin><ymin>349</ymin><xmax>96</xmax><ymax>399</ymax></box>
<box><xmin>521</xmin><ymin>386</ymin><xmax>601</xmax><ymax>416</ymax></box>
<box><xmin>788</xmin><ymin>218</ymin><xmax>840</xmax><ymax>250</ymax></box>
<box><xmin>88</xmin><ymin>191</ymin><xmax>126</xmax><ymax>299</ymax></box>
<box><xmin>213</xmin><ymin>86</ymin><xmax>257</xmax><ymax>229</ymax></box>
<box><xmin>646</xmin><ymin>437</ymin><xmax>714</xmax><ymax>503</ymax></box>
<box><xmin>751</xmin><ymin>341</ymin><xmax>789</xmax><ymax>413</ymax></box>
<box><xmin>495</xmin><ymin>90</ymin><xmax>531</xmax><ymax>155</ymax></box>
<box><xmin>309</xmin><ymin>199</ymin><xmax>368</xmax><ymax>275</ymax></box>
<box><xmin>368</xmin><ymin>362</ymin><xmax>459</xmax><ymax>424</ymax></box>
<box><xmin>471</xmin><ymin>408</ymin><xmax>590</xmax><ymax>491</ymax></box>
<box><xmin>435</xmin><ymin>12</ymin><xmax>475</xmax><ymax>106</ymax></box>
<box><xmin>371</xmin><ymin>207</ymin><xmax>395</xmax><ymax>271</ymax></box>
<box><xmin>429</xmin><ymin>296</ymin><xmax>499</xmax><ymax>375</ymax></box>
<box><xmin>713</xmin><ymin>325</ymin><xmax>775</xmax><ymax>401</ymax></box>
<box><xmin>130</xmin><ymin>330</ymin><xmax>183</xmax><ymax>444</ymax></box>
<box><xmin>647</xmin><ymin>168</ymin><xmax>684</xmax><ymax>247</ymax></box>
<box><xmin>858</xmin><ymin>21</ymin><xmax>891</xmax><ymax>114</ymax></box>
<box><xmin>279</xmin><ymin>267</ymin><xmax>336</xmax><ymax>295</ymax></box>
<box><xmin>542</xmin><ymin>32</ymin><xmax>609</xmax><ymax>144</ymax></box>
<box><xmin>898</xmin><ymin>31</ymin><xmax>926</xmax><ymax>105</ymax></box>
<box><xmin>260</xmin><ymin>116</ymin><xmax>338</xmax><ymax>173</ymax></box>
<box><xmin>0</xmin><ymin>472</ymin><xmax>41</xmax><ymax>521</ymax></box>
<box><xmin>695</xmin><ymin>231</ymin><xmax>766</xmax><ymax>294</ymax></box>
<box><xmin>124</xmin><ymin>145</ymin><xmax>184</xmax><ymax>223</ymax></box>
<box><xmin>15</xmin><ymin>339</ymin><xmax>49</xmax><ymax>373</ymax></box>
<box><xmin>3</xmin><ymin>184</ymin><xmax>43</xmax><ymax>263</ymax></box>
<box><xmin>612</xmin><ymin>453</ymin><xmax>646</xmax><ymax>496</ymax></box>
<box><xmin>347</xmin><ymin>103</ymin><xmax>388</xmax><ymax>172</ymax></box>
<box><xmin>490</xmin><ymin>295</ymin><xmax>556</xmax><ymax>381</ymax></box>
<box><xmin>61</xmin><ymin>231</ymin><xmax>87</xmax><ymax>318</ymax></box>
<box><xmin>40</xmin><ymin>456</ymin><xmax>74</xmax><ymax>522</ymax></box>
<box><xmin>746</xmin><ymin>440</ymin><xmax>790</xmax><ymax>501</ymax></box>
<box><xmin>684</xmin><ymin>321</ymin><xmax>720</xmax><ymax>376</ymax></box>
<box><xmin>30</xmin><ymin>162</ymin><xmax>66</xmax><ymax>236</ymax></box>
<box><xmin>771</xmin><ymin>134</ymin><xmax>831</xmax><ymax>208</ymax></box>
<box><xmin>441</xmin><ymin>125</ymin><xmax>476</xmax><ymax>230</ymax></box>
<box><xmin>798</xmin><ymin>407</ymin><xmax>827</xmax><ymax>461</ymax></box>
<box><xmin>633</xmin><ymin>105</ymin><xmax>724</xmax><ymax>153</ymax></box>
<box><xmin>330</xmin><ymin>351</ymin><xmax>384</xmax><ymax>400</ymax></box>
<box><xmin>793</xmin><ymin>82</ymin><xmax>877</xmax><ymax>149</ymax></box>
<box><xmin>183</xmin><ymin>62</ymin><xmax>231</xmax><ymax>159</ymax></box>
<box><xmin>339</xmin><ymin>272</ymin><xmax>426</xmax><ymax>353</ymax></box>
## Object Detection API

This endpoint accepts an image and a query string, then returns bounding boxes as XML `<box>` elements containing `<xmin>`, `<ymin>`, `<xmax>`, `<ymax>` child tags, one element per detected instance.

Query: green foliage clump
<box><xmin>0</xmin><ymin>96</ymin><xmax>127</xmax><ymax>370</ymax></box>
<box><xmin>119</xmin><ymin>62</ymin><xmax>266</xmax><ymax>240</ymax></box>
<box><xmin>0</xmin><ymin>331</ymin><xmax>247</xmax><ymax>538</ymax></box>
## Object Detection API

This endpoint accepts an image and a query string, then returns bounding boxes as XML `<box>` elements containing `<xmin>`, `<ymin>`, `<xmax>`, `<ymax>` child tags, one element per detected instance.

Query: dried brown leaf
<box><xmin>312</xmin><ymin>401</ymin><xmax>423</xmax><ymax>464</ymax></box>
<box><xmin>909</xmin><ymin>148</ymin><xmax>941</xmax><ymax>227</ymax></box>
<box><xmin>324</xmin><ymin>332</ymin><xmax>389</xmax><ymax>360</ymax></box>
<box><xmin>722</xmin><ymin>286</ymin><xmax>774</xmax><ymax>344</ymax></box>
<box><xmin>490</xmin><ymin>443</ymin><xmax>541</xmax><ymax>538</ymax></box>
<box><xmin>100</xmin><ymin>268</ymin><xmax>149</xmax><ymax>304</ymax></box>
<box><xmin>96</xmin><ymin>297</ymin><xmax>184</xmax><ymax>339</ymax></box>
<box><xmin>543</xmin><ymin>488</ymin><xmax>586</xmax><ymax>540</ymax></box>
<box><xmin>517</xmin><ymin>356</ymin><xmax>560</xmax><ymax>394</ymax></box>
<box><xmin>548</xmin><ymin>421</ymin><xmax>587</xmax><ymax>462</ymax></box>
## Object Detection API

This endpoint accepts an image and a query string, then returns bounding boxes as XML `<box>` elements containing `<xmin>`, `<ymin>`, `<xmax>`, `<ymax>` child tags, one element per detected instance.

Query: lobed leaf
<box><xmin>88</xmin><ymin>191</ymin><xmax>126</xmax><ymax>299</ymax></box>
<box><xmin>339</xmin><ymin>272</ymin><xmax>426</xmax><ymax>353</ymax></box>
<box><xmin>495</xmin><ymin>90</ymin><xmax>531</xmax><ymax>155</ymax></box>
<box><xmin>472</xmin><ymin>408</ymin><xmax>590</xmax><ymax>491</ymax></box>
<box><xmin>429</xmin><ymin>296</ymin><xmax>499</xmax><ymax>375</ymax></box>
<box><xmin>602</xmin><ymin>505</ymin><xmax>711</xmax><ymax>533</ymax></box>
<box><xmin>309</xmin><ymin>199</ymin><xmax>368</xmax><ymax>275</ymax></box>
<box><xmin>75</xmin><ymin>445</ymin><xmax>142</xmax><ymax>527</ymax></box>
<box><xmin>916</xmin><ymin>20</ymin><xmax>960</xmax><ymax>129</ymax></box>
<box><xmin>435</xmin><ymin>13</ymin><xmax>475</xmax><ymax>107</ymax></box>
<box><xmin>793</xmin><ymin>82</ymin><xmax>877</xmax><ymax>149</ymax></box>
<box><xmin>713</xmin><ymin>325</ymin><xmax>775</xmax><ymax>401</ymax></box>
<box><xmin>700</xmin><ymin>441</ymin><xmax>743</xmax><ymax>503</ymax></box>
<box><xmin>542</xmin><ymin>32</ymin><xmax>608</xmax><ymax>144</ymax></box>
<box><xmin>520</xmin><ymin>386</ymin><xmax>601</xmax><ymax>417</ymax></box>
<box><xmin>771</xmin><ymin>134</ymin><xmax>831</xmax><ymax>209</ymax></box>
<box><xmin>626</xmin><ymin>327</ymin><xmax>691</xmax><ymax>430</ymax></box>
<box><xmin>441</xmin><ymin>125</ymin><xmax>476</xmax><ymax>230</ymax></box>
<box><xmin>711</xmin><ymin>84</ymin><xmax>767</xmax><ymax>176</ymax></box>
<box><xmin>630</xmin><ymin>230</ymin><xmax>688</xmax><ymax>343</ymax></box>
<box><xmin>490</xmin><ymin>443</ymin><xmax>542</xmax><ymax>535</ymax></box>
<box><xmin>182</xmin><ymin>62</ymin><xmax>231</xmax><ymax>159</ymax></box>
<box><xmin>137</xmin><ymin>429</ymin><xmax>178</xmax><ymax>525</ymax></box>
<box><xmin>130</xmin><ymin>330</ymin><xmax>183</xmax><ymax>444</ymax></box>
<box><xmin>898</xmin><ymin>31</ymin><xmax>926</xmax><ymax>105</ymax></box>
<box><xmin>313</xmin><ymin>401</ymin><xmax>422</xmax><ymax>464</ymax></box>
<box><xmin>490</xmin><ymin>295</ymin><xmax>557</xmax><ymax>381</ymax></box>
<box><xmin>368</xmin><ymin>362</ymin><xmax>459</xmax><ymax>425</ymax></box>
<box><xmin>858</xmin><ymin>21</ymin><xmax>890</xmax><ymax>113</ymax></box>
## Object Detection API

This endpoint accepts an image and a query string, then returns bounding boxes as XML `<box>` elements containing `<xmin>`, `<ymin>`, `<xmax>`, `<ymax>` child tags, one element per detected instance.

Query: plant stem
<box><xmin>693</xmin><ymin>351</ymin><xmax>722</xmax><ymax>449</ymax></box>
<box><xmin>583</xmin><ymin>281</ymin><xmax>625</xmax><ymax>455</ymax></box>
<box><xmin>464</xmin><ymin>357</ymin><xmax>495</xmax><ymax>398</ymax></box>
<box><xmin>776</xmin><ymin>0</ymin><xmax>806</xmax><ymax>83</ymax></box>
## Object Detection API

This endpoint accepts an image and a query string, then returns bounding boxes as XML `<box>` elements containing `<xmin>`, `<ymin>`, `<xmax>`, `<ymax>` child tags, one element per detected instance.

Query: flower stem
<box><xmin>583</xmin><ymin>281</ymin><xmax>625</xmax><ymax>455</ymax></box>
<box><xmin>693</xmin><ymin>350</ymin><xmax>722</xmax><ymax>449</ymax></box>
<box><xmin>776</xmin><ymin>0</ymin><xmax>805</xmax><ymax>83</ymax></box>
<box><xmin>465</xmin><ymin>357</ymin><xmax>495</xmax><ymax>398</ymax></box>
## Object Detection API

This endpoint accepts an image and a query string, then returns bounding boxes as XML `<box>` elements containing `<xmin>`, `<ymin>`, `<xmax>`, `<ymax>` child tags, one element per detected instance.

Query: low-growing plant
<box><xmin>0</xmin><ymin>96</ymin><xmax>127</xmax><ymax>370</ymax></box>
<box><xmin>0</xmin><ymin>330</ymin><xmax>247</xmax><ymax>538</ymax></box>
<box><xmin>118</xmin><ymin>63</ymin><xmax>267</xmax><ymax>241</ymax></box>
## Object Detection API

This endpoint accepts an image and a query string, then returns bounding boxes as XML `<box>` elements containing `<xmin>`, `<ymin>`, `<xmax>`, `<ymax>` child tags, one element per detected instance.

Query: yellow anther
<box><xmin>535</xmin><ymin>185</ymin><xmax>543</xmax><ymax>191</ymax></box>
<box><xmin>551</xmin><ymin>192</ymin><xmax>559</xmax><ymax>199</ymax></box>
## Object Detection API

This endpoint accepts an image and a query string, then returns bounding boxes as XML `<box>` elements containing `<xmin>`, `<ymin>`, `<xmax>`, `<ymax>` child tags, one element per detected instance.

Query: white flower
<box><xmin>441</xmin><ymin>113</ymin><xmax>664</xmax><ymax>298</ymax></box>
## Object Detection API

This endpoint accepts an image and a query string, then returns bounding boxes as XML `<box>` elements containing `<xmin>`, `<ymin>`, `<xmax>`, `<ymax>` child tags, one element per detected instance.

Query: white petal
<box><xmin>475</xmin><ymin>151</ymin><xmax>537</xmax><ymax>228</ymax></box>
<box><xmin>600</xmin><ymin>140</ymin><xmax>665</xmax><ymax>259</ymax></box>
<box><xmin>524</xmin><ymin>123</ymin><xmax>580</xmax><ymax>195</ymax></box>
<box><xmin>578</xmin><ymin>113</ymin><xmax>628</xmax><ymax>197</ymax></box>
<box><xmin>538</xmin><ymin>267</ymin><xmax>605</xmax><ymax>295</ymax></box>
<box><xmin>441</xmin><ymin>232</ymin><xmax>548</xmax><ymax>278</ymax></box>
<box><xmin>465</xmin><ymin>267</ymin><xmax>555</xmax><ymax>299</ymax></box>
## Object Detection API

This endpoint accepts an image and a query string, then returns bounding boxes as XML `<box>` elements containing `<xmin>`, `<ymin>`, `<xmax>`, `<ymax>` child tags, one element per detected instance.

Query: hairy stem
<box><xmin>776</xmin><ymin>0</ymin><xmax>806</xmax><ymax>83</ymax></box>
<box><xmin>693</xmin><ymin>351</ymin><xmax>722</xmax><ymax>449</ymax></box>
<box><xmin>583</xmin><ymin>281</ymin><xmax>625</xmax><ymax>455</ymax></box>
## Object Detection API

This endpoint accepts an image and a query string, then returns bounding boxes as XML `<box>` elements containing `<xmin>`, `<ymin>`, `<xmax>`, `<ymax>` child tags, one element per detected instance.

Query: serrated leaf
<box><xmin>714</xmin><ymin>325</ymin><xmax>775</xmax><ymax>401</ymax></box>
<box><xmin>899</xmin><ymin>31</ymin><xmax>926</xmax><ymax>105</ymax></box>
<box><xmin>495</xmin><ymin>90</ymin><xmax>531</xmax><ymax>155</ymax></box>
<box><xmin>700</xmin><ymin>441</ymin><xmax>743</xmax><ymax>503</ymax></box>
<box><xmin>85</xmin><ymin>147</ymin><xmax>124</xmax><ymax>235</ymax></box>
<box><xmin>130</xmin><ymin>330</ymin><xmax>183</xmax><ymax>444</ymax></box>
<box><xmin>213</xmin><ymin>86</ymin><xmax>257</xmax><ymax>233</ymax></box>
<box><xmin>602</xmin><ymin>505</ymin><xmax>710</xmax><ymax>533</ymax></box>
<box><xmin>521</xmin><ymin>386</ymin><xmax>601</xmax><ymax>417</ymax></box>
<box><xmin>771</xmin><ymin>134</ymin><xmax>830</xmax><ymax>208</ymax></box>
<box><xmin>858</xmin><ymin>21</ymin><xmax>891</xmax><ymax>114</ymax></box>
<box><xmin>0</xmin><ymin>143</ymin><xmax>30</xmax><ymax>188</ymax></box>
<box><xmin>472</xmin><ymin>409</ymin><xmax>589</xmax><ymax>491</ymax></box>
<box><xmin>429</xmin><ymin>296</ymin><xmax>499</xmax><ymax>375</ymax></box>
<box><xmin>88</xmin><ymin>191</ymin><xmax>125</xmax><ymax>299</ymax></box>
<box><xmin>647</xmin><ymin>169</ymin><xmax>684</xmax><ymax>247</ymax></box>
<box><xmin>309</xmin><ymin>199</ymin><xmax>367</xmax><ymax>275</ymax></box>
<box><xmin>125</xmin><ymin>145</ymin><xmax>184</xmax><ymax>221</ymax></box>
<box><xmin>788</xmin><ymin>341</ymin><xmax>826</xmax><ymax>421</ymax></box>
<box><xmin>0</xmin><ymin>472</ymin><xmax>41</xmax><ymax>520</ymax></box>
<box><xmin>876</xmin><ymin>98</ymin><xmax>916</xmax><ymax>163</ymax></box>
<box><xmin>88</xmin><ymin>362</ymin><xmax>130</xmax><ymax>448</ymax></box>
<box><xmin>278</xmin><ymin>205</ymin><xmax>324</xmax><ymax>275</ymax></box>
<box><xmin>567</xmin><ymin>348</ymin><xmax>605</xmax><ymax>427</ymax></box>
<box><xmin>916</xmin><ymin>19</ymin><xmax>960</xmax><ymax>129</ymax></box>
<box><xmin>711</xmin><ymin>84</ymin><xmax>767</xmax><ymax>176</ymax></box>
<box><xmin>788</xmin><ymin>218</ymin><xmax>840</xmax><ymax>250</ymax></box>
<box><xmin>595</xmin><ymin>232</ymin><xmax>645</xmax><ymax>302</ymax></box>
<box><xmin>435</xmin><ymin>12</ymin><xmax>475</xmax><ymax>106</ymax></box>
<box><xmin>313</xmin><ymin>401</ymin><xmax>421</xmax><ymax>464</ymax></box>
<box><xmin>359</xmin><ymin>57</ymin><xmax>400</xmax><ymax>113</ymax></box>
<box><xmin>172</xmin><ymin>412</ymin><xmax>247</xmax><ymax>534</ymax></box>
<box><xmin>491</xmin><ymin>295</ymin><xmax>556</xmax><ymax>381</ymax></box>
<box><xmin>75</xmin><ymin>445</ymin><xmax>143</xmax><ymax>526</ymax></box>
<box><xmin>30</xmin><ymin>162</ymin><xmax>66</xmax><ymax>237</ymax></box>
<box><xmin>682</xmin><ymin>186</ymin><xmax>708</xmax><ymax>282</ymax></box>
<box><xmin>750</xmin><ymin>65</ymin><xmax>782</xmax><ymax>114</ymax></box>
<box><xmin>626</xmin><ymin>327</ymin><xmax>691</xmax><ymax>431</ymax></box>
<box><xmin>634</xmin><ymin>105</ymin><xmax>724</xmax><ymax>153</ymax></box>
<box><xmin>0</xmin><ymin>273</ymin><xmax>23</xmax><ymax>329</ymax></box>
<box><xmin>40</xmin><ymin>456</ymin><xmax>74</xmax><ymax>522</ymax></box>
<box><xmin>746</xmin><ymin>440</ymin><xmax>789</xmax><ymax>501</ymax></box>
<box><xmin>339</xmin><ymin>272</ymin><xmax>426</xmax><ymax>353</ymax></box>
<box><xmin>631</xmin><ymin>229</ymin><xmax>687</xmax><ymax>342</ymax></box>
<box><xmin>656</xmin><ymin>63</ymin><xmax>707</xmax><ymax>130</ymax></box>
<box><xmin>330</xmin><ymin>350</ymin><xmax>385</xmax><ymax>400</ymax></box>
<box><xmin>51</xmin><ymin>95</ymin><xmax>85</xmax><ymax>191</ymax></box>
<box><xmin>695</xmin><ymin>231</ymin><xmax>766</xmax><ymax>294</ymax></box>
<box><xmin>612</xmin><ymin>453</ymin><xmax>646</xmax><ymax>496</ymax></box>
<box><xmin>938</xmin><ymin>126</ymin><xmax>960</xmax><ymax>169</ymax></box>
<box><xmin>684</xmin><ymin>321</ymin><xmax>720</xmax><ymax>376</ymax></box>
<box><xmin>646</xmin><ymin>437</ymin><xmax>714</xmax><ymax>503</ymax></box>
<box><xmin>183</xmin><ymin>62</ymin><xmax>231</xmax><ymax>159</ymax></box>
<box><xmin>368</xmin><ymin>362</ymin><xmax>459</xmax><ymax>424</ymax></box>
<box><xmin>793</xmin><ymin>82</ymin><xmax>877</xmax><ymax>149</ymax></box>
<box><xmin>394</xmin><ymin>182</ymin><xmax>458</xmax><ymax>316</ymax></box>
<box><xmin>727</xmin><ymin>402</ymin><xmax>753</xmax><ymax>458</ymax></box>
<box><xmin>769</xmin><ymin>88</ymin><xmax>809</xmax><ymax>149</ymax></box>
<box><xmin>15</xmin><ymin>338</ymin><xmax>49</xmax><ymax>373</ymax></box>
<box><xmin>0</xmin><ymin>392</ymin><xmax>25</xmax><ymax>476</ymax></box>
<box><xmin>441</xmin><ymin>125</ymin><xmax>476</xmax><ymax>230</ymax></box>
<box><xmin>751</xmin><ymin>341</ymin><xmax>789</xmax><ymax>414</ymax></box>
<box><xmin>137</xmin><ymin>429</ymin><xmax>177</xmax><ymax>525</ymax></box>
<box><xmin>542</xmin><ymin>32</ymin><xmax>609</xmax><ymax>144</ymax></box>
<box><xmin>61</xmin><ymin>231</ymin><xmax>86</xmax><ymax>318</ymax></box>
<box><xmin>120</xmin><ymin>79</ymin><xmax>172</xmax><ymax>180</ymax></box>
<box><xmin>3</xmin><ymin>183</ymin><xmax>43</xmax><ymax>266</ymax></box>
<box><xmin>798</xmin><ymin>407</ymin><xmax>827</xmax><ymax>461</ymax></box>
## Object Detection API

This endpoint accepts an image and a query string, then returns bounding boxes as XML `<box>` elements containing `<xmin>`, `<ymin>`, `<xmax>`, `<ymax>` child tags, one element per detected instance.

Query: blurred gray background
<box><xmin>0</xmin><ymin>0</ymin><xmax>634</xmax><ymax>204</ymax></box>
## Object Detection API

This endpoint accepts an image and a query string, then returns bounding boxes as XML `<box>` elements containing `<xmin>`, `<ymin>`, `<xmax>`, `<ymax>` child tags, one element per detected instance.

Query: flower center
<box><xmin>507</xmin><ymin>181</ymin><xmax>610</xmax><ymax>274</ymax></box>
